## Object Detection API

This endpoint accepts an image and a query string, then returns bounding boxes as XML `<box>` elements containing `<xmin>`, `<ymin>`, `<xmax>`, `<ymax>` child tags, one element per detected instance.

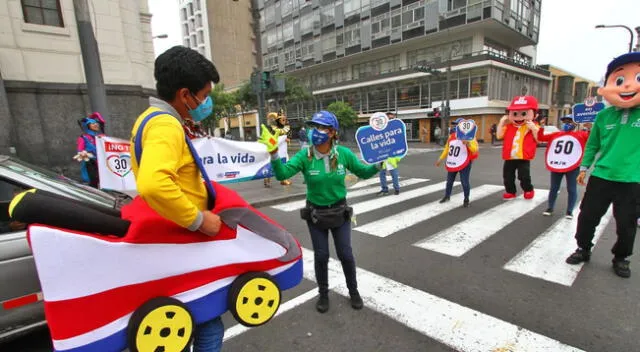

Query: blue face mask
<box><xmin>188</xmin><ymin>95</ymin><xmax>214</xmax><ymax>122</ymax></box>
<box><xmin>449</xmin><ymin>126</ymin><xmax>457</xmax><ymax>134</ymax></box>
<box><xmin>562</xmin><ymin>123</ymin><xmax>575</xmax><ymax>132</ymax></box>
<box><xmin>308</xmin><ymin>128</ymin><xmax>330</xmax><ymax>146</ymax></box>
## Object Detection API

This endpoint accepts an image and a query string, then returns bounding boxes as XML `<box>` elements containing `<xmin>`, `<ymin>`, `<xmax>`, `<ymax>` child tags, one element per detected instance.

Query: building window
<box><xmin>181</xmin><ymin>8</ymin><xmax>187</xmax><ymax>21</ymax></box>
<box><xmin>322</xmin><ymin>32</ymin><xmax>336</xmax><ymax>53</ymax></box>
<box><xmin>188</xmin><ymin>3</ymin><xmax>194</xmax><ymax>16</ymax></box>
<box><xmin>183</xmin><ymin>23</ymin><xmax>189</xmax><ymax>36</ymax></box>
<box><xmin>300</xmin><ymin>11</ymin><xmax>313</xmax><ymax>33</ymax></box>
<box><xmin>344</xmin><ymin>23</ymin><xmax>360</xmax><ymax>47</ymax></box>
<box><xmin>283</xmin><ymin>20</ymin><xmax>294</xmax><ymax>42</ymax></box>
<box><xmin>183</xmin><ymin>39</ymin><xmax>190</xmax><ymax>47</ymax></box>
<box><xmin>21</xmin><ymin>0</ymin><xmax>64</xmax><ymax>27</ymax></box>
<box><xmin>265</xmin><ymin>5</ymin><xmax>275</xmax><ymax>25</ymax></box>
<box><xmin>371</xmin><ymin>13</ymin><xmax>390</xmax><ymax>39</ymax></box>
<box><xmin>196</xmin><ymin>0</ymin><xmax>201</xmax><ymax>11</ymax></box>
<box><xmin>344</xmin><ymin>0</ymin><xmax>361</xmax><ymax>16</ymax></box>
<box><xmin>197</xmin><ymin>30</ymin><xmax>204</xmax><ymax>44</ymax></box>
<box><xmin>196</xmin><ymin>14</ymin><xmax>202</xmax><ymax>27</ymax></box>
<box><xmin>320</xmin><ymin>4</ymin><xmax>335</xmax><ymax>27</ymax></box>
<box><xmin>281</xmin><ymin>0</ymin><xmax>293</xmax><ymax>17</ymax></box>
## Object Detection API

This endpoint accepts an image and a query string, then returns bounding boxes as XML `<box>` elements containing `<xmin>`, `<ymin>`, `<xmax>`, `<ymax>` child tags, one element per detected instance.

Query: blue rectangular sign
<box><xmin>572</xmin><ymin>102</ymin><xmax>605</xmax><ymax>123</ymax></box>
<box><xmin>355</xmin><ymin>119</ymin><xmax>408</xmax><ymax>164</ymax></box>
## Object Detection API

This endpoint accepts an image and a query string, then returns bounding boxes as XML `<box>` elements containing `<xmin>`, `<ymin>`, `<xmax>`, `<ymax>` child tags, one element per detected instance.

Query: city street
<box><xmin>5</xmin><ymin>146</ymin><xmax>639</xmax><ymax>351</ymax></box>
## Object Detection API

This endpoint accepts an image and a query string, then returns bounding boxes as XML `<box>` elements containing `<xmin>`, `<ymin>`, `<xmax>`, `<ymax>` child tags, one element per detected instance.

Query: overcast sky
<box><xmin>147</xmin><ymin>0</ymin><xmax>640</xmax><ymax>82</ymax></box>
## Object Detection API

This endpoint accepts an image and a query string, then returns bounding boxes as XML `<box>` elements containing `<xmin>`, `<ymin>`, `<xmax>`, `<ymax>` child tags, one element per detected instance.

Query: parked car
<box><xmin>0</xmin><ymin>155</ymin><xmax>125</xmax><ymax>343</ymax></box>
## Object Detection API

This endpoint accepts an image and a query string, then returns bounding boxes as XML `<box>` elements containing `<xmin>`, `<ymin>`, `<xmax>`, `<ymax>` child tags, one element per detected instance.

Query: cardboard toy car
<box><xmin>15</xmin><ymin>182</ymin><xmax>303</xmax><ymax>352</ymax></box>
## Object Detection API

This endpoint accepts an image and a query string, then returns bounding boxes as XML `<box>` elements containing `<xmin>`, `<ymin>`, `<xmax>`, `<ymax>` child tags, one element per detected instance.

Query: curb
<box><xmin>250</xmin><ymin>192</ymin><xmax>307</xmax><ymax>208</ymax></box>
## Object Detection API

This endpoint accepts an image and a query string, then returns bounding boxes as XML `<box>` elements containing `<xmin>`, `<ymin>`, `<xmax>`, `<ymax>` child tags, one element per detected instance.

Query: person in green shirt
<box><xmin>565</xmin><ymin>52</ymin><xmax>640</xmax><ymax>278</ymax></box>
<box><xmin>259</xmin><ymin>110</ymin><xmax>381</xmax><ymax>313</ymax></box>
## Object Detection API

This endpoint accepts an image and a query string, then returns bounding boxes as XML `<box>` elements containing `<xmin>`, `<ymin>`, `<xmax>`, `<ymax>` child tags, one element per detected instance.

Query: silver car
<box><xmin>0</xmin><ymin>155</ymin><xmax>127</xmax><ymax>343</ymax></box>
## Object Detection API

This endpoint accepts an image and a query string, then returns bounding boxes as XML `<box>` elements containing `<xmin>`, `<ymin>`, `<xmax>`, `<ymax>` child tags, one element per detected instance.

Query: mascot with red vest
<box><xmin>496</xmin><ymin>96</ymin><xmax>540</xmax><ymax>200</ymax></box>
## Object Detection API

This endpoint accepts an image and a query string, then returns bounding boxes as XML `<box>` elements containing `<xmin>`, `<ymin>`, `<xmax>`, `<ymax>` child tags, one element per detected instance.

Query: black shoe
<box><xmin>316</xmin><ymin>295</ymin><xmax>329</xmax><ymax>313</ymax></box>
<box><xmin>463</xmin><ymin>198</ymin><xmax>469</xmax><ymax>207</ymax></box>
<box><xmin>349</xmin><ymin>292</ymin><xmax>363</xmax><ymax>310</ymax></box>
<box><xmin>394</xmin><ymin>189</ymin><xmax>400</xmax><ymax>195</ymax></box>
<box><xmin>612</xmin><ymin>258</ymin><xmax>631</xmax><ymax>278</ymax></box>
<box><xmin>439</xmin><ymin>196</ymin><xmax>450</xmax><ymax>204</ymax></box>
<box><xmin>377</xmin><ymin>191</ymin><xmax>388</xmax><ymax>196</ymax></box>
<box><xmin>542</xmin><ymin>208</ymin><xmax>553</xmax><ymax>216</ymax></box>
<box><xmin>566</xmin><ymin>248</ymin><xmax>591</xmax><ymax>265</ymax></box>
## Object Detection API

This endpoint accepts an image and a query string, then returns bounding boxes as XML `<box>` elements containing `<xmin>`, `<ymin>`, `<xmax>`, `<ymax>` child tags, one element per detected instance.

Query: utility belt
<box><xmin>300</xmin><ymin>198</ymin><xmax>353</xmax><ymax>230</ymax></box>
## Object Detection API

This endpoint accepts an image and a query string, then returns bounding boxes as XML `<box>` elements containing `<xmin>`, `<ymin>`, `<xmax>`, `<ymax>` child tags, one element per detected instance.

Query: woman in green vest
<box><xmin>259</xmin><ymin>110</ymin><xmax>381</xmax><ymax>313</ymax></box>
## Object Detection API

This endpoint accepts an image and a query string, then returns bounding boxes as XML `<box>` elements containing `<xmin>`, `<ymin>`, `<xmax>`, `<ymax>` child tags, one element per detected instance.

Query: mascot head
<box><xmin>597</xmin><ymin>52</ymin><xmax>640</xmax><ymax>109</ymax></box>
<box><xmin>506</xmin><ymin>95</ymin><xmax>538</xmax><ymax>127</ymax></box>
<box><xmin>276</xmin><ymin>110</ymin><xmax>287</xmax><ymax>127</ymax></box>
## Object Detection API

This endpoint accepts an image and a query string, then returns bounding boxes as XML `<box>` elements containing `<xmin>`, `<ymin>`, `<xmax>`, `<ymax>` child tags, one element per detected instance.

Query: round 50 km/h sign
<box><xmin>545</xmin><ymin>134</ymin><xmax>583</xmax><ymax>172</ymax></box>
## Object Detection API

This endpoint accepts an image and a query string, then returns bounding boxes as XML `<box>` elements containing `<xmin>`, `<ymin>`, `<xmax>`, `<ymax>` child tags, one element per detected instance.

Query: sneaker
<box><xmin>377</xmin><ymin>191</ymin><xmax>388</xmax><ymax>196</ymax></box>
<box><xmin>316</xmin><ymin>295</ymin><xmax>329</xmax><ymax>313</ymax></box>
<box><xmin>463</xmin><ymin>198</ymin><xmax>469</xmax><ymax>208</ymax></box>
<box><xmin>612</xmin><ymin>258</ymin><xmax>631</xmax><ymax>278</ymax></box>
<box><xmin>565</xmin><ymin>212</ymin><xmax>573</xmax><ymax>220</ymax></box>
<box><xmin>349</xmin><ymin>292</ymin><xmax>363</xmax><ymax>310</ymax></box>
<box><xmin>565</xmin><ymin>248</ymin><xmax>591</xmax><ymax>265</ymax></box>
<box><xmin>523</xmin><ymin>190</ymin><xmax>535</xmax><ymax>199</ymax></box>
<box><xmin>503</xmin><ymin>192</ymin><xmax>516</xmax><ymax>200</ymax></box>
<box><xmin>542</xmin><ymin>208</ymin><xmax>553</xmax><ymax>216</ymax></box>
<box><xmin>394</xmin><ymin>189</ymin><xmax>400</xmax><ymax>195</ymax></box>
<box><xmin>439</xmin><ymin>196</ymin><xmax>450</xmax><ymax>204</ymax></box>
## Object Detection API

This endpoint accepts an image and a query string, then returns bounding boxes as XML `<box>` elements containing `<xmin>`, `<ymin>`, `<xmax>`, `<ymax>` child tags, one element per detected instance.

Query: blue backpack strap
<box><xmin>133</xmin><ymin>110</ymin><xmax>216</xmax><ymax>209</ymax></box>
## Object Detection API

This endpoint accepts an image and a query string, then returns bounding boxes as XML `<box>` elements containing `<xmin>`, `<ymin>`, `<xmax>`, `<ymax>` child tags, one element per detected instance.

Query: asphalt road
<box><xmin>5</xmin><ymin>146</ymin><xmax>640</xmax><ymax>352</ymax></box>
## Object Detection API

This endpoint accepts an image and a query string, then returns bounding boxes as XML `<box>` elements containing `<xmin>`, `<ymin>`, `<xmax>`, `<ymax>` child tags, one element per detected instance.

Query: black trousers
<box><xmin>503</xmin><ymin>159</ymin><xmax>533</xmax><ymax>194</ymax></box>
<box><xmin>575</xmin><ymin>176</ymin><xmax>638</xmax><ymax>258</ymax></box>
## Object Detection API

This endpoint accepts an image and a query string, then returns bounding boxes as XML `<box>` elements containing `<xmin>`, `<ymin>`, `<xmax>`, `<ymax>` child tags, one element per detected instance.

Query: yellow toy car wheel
<box><xmin>127</xmin><ymin>297</ymin><xmax>194</xmax><ymax>352</ymax></box>
<box><xmin>228</xmin><ymin>272</ymin><xmax>281</xmax><ymax>327</ymax></box>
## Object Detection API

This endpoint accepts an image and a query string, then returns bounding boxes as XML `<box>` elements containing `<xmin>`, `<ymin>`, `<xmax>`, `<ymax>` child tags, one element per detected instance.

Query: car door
<box><xmin>0</xmin><ymin>178</ymin><xmax>45</xmax><ymax>341</ymax></box>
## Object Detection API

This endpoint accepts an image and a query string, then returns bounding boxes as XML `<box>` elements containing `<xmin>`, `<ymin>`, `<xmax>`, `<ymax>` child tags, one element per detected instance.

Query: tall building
<box><xmin>178</xmin><ymin>0</ymin><xmax>257</xmax><ymax>90</ymax></box>
<box><xmin>0</xmin><ymin>0</ymin><xmax>155</xmax><ymax>173</ymax></box>
<box><xmin>538</xmin><ymin>65</ymin><xmax>600</xmax><ymax>127</ymax></box>
<box><xmin>257</xmin><ymin>0</ymin><xmax>551</xmax><ymax>143</ymax></box>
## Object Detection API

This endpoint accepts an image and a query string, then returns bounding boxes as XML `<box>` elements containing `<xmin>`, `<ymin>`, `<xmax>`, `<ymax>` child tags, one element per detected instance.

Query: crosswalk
<box><xmin>270</xmin><ymin>176</ymin><xmax>614</xmax><ymax>287</ymax></box>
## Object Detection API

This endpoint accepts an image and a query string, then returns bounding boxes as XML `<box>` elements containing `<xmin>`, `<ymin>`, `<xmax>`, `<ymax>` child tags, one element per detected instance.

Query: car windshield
<box><xmin>0</xmin><ymin>157</ymin><xmax>116</xmax><ymax>209</ymax></box>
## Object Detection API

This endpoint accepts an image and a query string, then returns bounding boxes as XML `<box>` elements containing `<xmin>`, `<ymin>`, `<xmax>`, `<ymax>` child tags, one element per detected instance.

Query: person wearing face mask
<box><xmin>536</xmin><ymin>116</ymin><xmax>589</xmax><ymax>219</ymax></box>
<box><xmin>74</xmin><ymin>113</ymin><xmax>105</xmax><ymax>188</ymax></box>
<box><xmin>435</xmin><ymin>118</ymin><xmax>479</xmax><ymax>207</ymax></box>
<box><xmin>258</xmin><ymin>110</ymin><xmax>382</xmax><ymax>313</ymax></box>
<box><xmin>129</xmin><ymin>46</ymin><xmax>224</xmax><ymax>351</ymax></box>
<box><xmin>565</xmin><ymin>52</ymin><xmax>640</xmax><ymax>278</ymax></box>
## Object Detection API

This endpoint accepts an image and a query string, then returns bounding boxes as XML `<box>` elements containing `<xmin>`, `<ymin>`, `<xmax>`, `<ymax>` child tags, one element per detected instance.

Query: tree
<box><xmin>326</xmin><ymin>101</ymin><xmax>357</xmax><ymax>129</ymax></box>
<box><xmin>277</xmin><ymin>75</ymin><xmax>311</xmax><ymax>106</ymax></box>
<box><xmin>202</xmin><ymin>84</ymin><xmax>237</xmax><ymax>132</ymax></box>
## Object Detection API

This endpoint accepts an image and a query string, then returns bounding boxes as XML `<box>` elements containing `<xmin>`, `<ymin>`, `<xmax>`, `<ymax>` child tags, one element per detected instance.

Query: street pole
<box><xmin>443</xmin><ymin>53</ymin><xmax>452</xmax><ymax>146</ymax></box>
<box><xmin>73</xmin><ymin>0</ymin><xmax>109</xmax><ymax>127</ymax></box>
<box><xmin>595</xmin><ymin>24</ymin><xmax>634</xmax><ymax>53</ymax></box>
<box><xmin>250</xmin><ymin>0</ymin><xmax>266</xmax><ymax>134</ymax></box>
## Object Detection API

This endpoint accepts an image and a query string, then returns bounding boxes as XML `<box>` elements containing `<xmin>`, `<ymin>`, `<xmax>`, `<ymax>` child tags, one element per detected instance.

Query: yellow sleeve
<box><xmin>135</xmin><ymin>118</ymin><xmax>201</xmax><ymax>229</ymax></box>
<box><xmin>468</xmin><ymin>139</ymin><xmax>479</xmax><ymax>154</ymax></box>
<box><xmin>438</xmin><ymin>140</ymin><xmax>450</xmax><ymax>160</ymax></box>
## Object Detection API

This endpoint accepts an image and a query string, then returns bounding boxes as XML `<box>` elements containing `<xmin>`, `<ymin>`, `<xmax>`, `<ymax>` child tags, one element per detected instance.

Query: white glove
<box><xmin>73</xmin><ymin>150</ymin><xmax>94</xmax><ymax>162</ymax></box>
<box><xmin>282</xmin><ymin>125</ymin><xmax>291</xmax><ymax>134</ymax></box>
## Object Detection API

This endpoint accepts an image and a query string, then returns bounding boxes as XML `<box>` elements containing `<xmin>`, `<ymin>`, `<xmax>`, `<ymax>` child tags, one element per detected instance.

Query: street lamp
<box><xmin>153</xmin><ymin>34</ymin><xmax>168</xmax><ymax>39</ymax></box>
<box><xmin>595</xmin><ymin>24</ymin><xmax>634</xmax><ymax>53</ymax></box>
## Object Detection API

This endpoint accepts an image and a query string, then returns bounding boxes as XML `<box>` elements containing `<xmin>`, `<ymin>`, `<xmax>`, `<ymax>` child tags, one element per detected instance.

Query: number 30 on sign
<box><xmin>455</xmin><ymin>119</ymin><xmax>477</xmax><ymax>141</ymax></box>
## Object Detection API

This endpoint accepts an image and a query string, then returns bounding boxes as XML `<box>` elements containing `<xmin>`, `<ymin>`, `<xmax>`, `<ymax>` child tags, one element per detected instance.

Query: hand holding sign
<box><xmin>455</xmin><ymin>119</ymin><xmax>477</xmax><ymax>141</ymax></box>
<box><xmin>258</xmin><ymin>124</ymin><xmax>281</xmax><ymax>153</ymax></box>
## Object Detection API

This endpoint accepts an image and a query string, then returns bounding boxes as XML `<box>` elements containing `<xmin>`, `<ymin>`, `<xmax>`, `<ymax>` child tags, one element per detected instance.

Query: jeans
<box><xmin>379</xmin><ymin>168</ymin><xmax>400</xmax><ymax>192</ymax></box>
<box><xmin>575</xmin><ymin>176</ymin><xmax>638</xmax><ymax>258</ymax></box>
<box><xmin>191</xmin><ymin>317</ymin><xmax>224</xmax><ymax>352</ymax></box>
<box><xmin>445</xmin><ymin>162</ymin><xmax>473</xmax><ymax>199</ymax></box>
<box><xmin>307</xmin><ymin>219</ymin><xmax>357</xmax><ymax>296</ymax></box>
<box><xmin>547</xmin><ymin>168</ymin><xmax>579</xmax><ymax>213</ymax></box>
<box><xmin>503</xmin><ymin>160</ymin><xmax>533</xmax><ymax>194</ymax></box>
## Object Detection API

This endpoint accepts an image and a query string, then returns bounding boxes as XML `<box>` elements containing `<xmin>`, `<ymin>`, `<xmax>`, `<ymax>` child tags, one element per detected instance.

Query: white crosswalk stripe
<box><xmin>271</xmin><ymin>177</ymin><xmax>429</xmax><ymax>211</ymax></box>
<box><xmin>504</xmin><ymin>205</ymin><xmax>614</xmax><ymax>286</ymax></box>
<box><xmin>414</xmin><ymin>190</ymin><xmax>549</xmax><ymax>256</ymax></box>
<box><xmin>352</xmin><ymin>180</ymin><xmax>453</xmax><ymax>215</ymax></box>
<box><xmin>354</xmin><ymin>184</ymin><xmax>502</xmax><ymax>237</ymax></box>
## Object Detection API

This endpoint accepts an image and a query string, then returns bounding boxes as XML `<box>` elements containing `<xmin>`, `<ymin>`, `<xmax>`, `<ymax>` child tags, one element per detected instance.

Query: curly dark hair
<box><xmin>154</xmin><ymin>46</ymin><xmax>220</xmax><ymax>101</ymax></box>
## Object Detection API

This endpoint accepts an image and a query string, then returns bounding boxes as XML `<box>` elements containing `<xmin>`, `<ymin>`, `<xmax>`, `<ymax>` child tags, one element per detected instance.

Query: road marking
<box><xmin>414</xmin><ymin>190</ymin><xmax>549</xmax><ymax>256</ymax></box>
<box><xmin>348</xmin><ymin>176</ymin><xmax>428</xmax><ymax>189</ymax></box>
<box><xmin>504</xmin><ymin>205</ymin><xmax>614</xmax><ymax>286</ymax></box>
<box><xmin>302</xmin><ymin>248</ymin><xmax>584</xmax><ymax>352</ymax></box>
<box><xmin>271</xmin><ymin>178</ymin><xmax>429</xmax><ymax>212</ymax></box>
<box><xmin>352</xmin><ymin>181</ymin><xmax>451</xmax><ymax>215</ymax></box>
<box><xmin>355</xmin><ymin>184</ymin><xmax>502</xmax><ymax>237</ymax></box>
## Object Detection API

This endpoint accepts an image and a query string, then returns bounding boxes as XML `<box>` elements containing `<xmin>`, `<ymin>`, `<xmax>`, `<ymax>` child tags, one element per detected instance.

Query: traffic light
<box><xmin>428</xmin><ymin>107</ymin><xmax>440</xmax><ymax>118</ymax></box>
<box><xmin>414</xmin><ymin>65</ymin><xmax>438</xmax><ymax>74</ymax></box>
<box><xmin>261</xmin><ymin>71</ymin><xmax>271</xmax><ymax>90</ymax></box>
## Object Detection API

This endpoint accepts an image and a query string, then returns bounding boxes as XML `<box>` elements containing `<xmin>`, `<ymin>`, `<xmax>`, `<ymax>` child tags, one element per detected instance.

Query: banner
<box><xmin>96</xmin><ymin>135</ymin><xmax>288</xmax><ymax>194</ymax></box>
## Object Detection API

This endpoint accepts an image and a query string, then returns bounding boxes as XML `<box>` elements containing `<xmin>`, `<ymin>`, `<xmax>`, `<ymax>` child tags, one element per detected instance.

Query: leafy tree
<box><xmin>326</xmin><ymin>101</ymin><xmax>357</xmax><ymax>129</ymax></box>
<box><xmin>202</xmin><ymin>84</ymin><xmax>237</xmax><ymax>131</ymax></box>
<box><xmin>277</xmin><ymin>75</ymin><xmax>311</xmax><ymax>105</ymax></box>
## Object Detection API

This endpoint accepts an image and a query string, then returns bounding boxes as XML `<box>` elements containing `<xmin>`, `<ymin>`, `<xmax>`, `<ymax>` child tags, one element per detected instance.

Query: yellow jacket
<box><xmin>130</xmin><ymin>105</ymin><xmax>207</xmax><ymax>230</ymax></box>
<box><xmin>382</xmin><ymin>156</ymin><xmax>402</xmax><ymax>169</ymax></box>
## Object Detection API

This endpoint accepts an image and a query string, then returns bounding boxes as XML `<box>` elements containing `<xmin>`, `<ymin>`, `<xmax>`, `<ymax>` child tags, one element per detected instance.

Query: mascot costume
<box><xmin>264</xmin><ymin>110</ymin><xmax>292</xmax><ymax>187</ymax></box>
<box><xmin>8</xmin><ymin>114</ymin><xmax>304</xmax><ymax>351</ymax></box>
<box><xmin>565</xmin><ymin>52</ymin><xmax>640</xmax><ymax>278</ymax></box>
<box><xmin>74</xmin><ymin>113</ymin><xmax>105</xmax><ymax>188</ymax></box>
<box><xmin>496</xmin><ymin>95</ymin><xmax>540</xmax><ymax>200</ymax></box>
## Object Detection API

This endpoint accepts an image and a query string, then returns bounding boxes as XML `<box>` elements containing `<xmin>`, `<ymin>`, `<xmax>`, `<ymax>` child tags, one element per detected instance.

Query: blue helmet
<box><xmin>307</xmin><ymin>110</ymin><xmax>339</xmax><ymax>130</ymax></box>
<box><xmin>451</xmin><ymin>117</ymin><xmax>464</xmax><ymax>125</ymax></box>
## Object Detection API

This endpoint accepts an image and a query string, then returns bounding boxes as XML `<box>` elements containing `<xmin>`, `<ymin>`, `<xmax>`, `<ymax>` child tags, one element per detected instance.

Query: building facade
<box><xmin>257</xmin><ymin>0</ymin><xmax>551</xmax><ymax>143</ymax></box>
<box><xmin>178</xmin><ymin>0</ymin><xmax>257</xmax><ymax>90</ymax></box>
<box><xmin>0</xmin><ymin>0</ymin><xmax>156</xmax><ymax>174</ymax></box>
<box><xmin>538</xmin><ymin>64</ymin><xmax>600</xmax><ymax>127</ymax></box>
